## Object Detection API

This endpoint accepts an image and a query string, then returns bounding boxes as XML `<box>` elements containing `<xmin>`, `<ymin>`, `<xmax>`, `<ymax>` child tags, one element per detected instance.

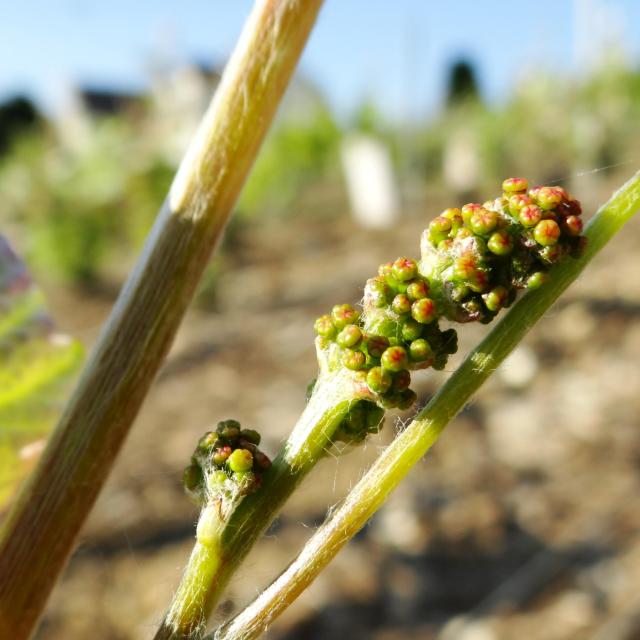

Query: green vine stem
<box><xmin>154</xmin><ymin>371</ymin><xmax>355</xmax><ymax>639</ymax></box>
<box><xmin>210</xmin><ymin>171</ymin><xmax>640</xmax><ymax>640</ymax></box>
<box><xmin>156</xmin><ymin>176</ymin><xmax>592</xmax><ymax>638</ymax></box>
<box><xmin>0</xmin><ymin>1</ymin><xmax>323</xmax><ymax>638</ymax></box>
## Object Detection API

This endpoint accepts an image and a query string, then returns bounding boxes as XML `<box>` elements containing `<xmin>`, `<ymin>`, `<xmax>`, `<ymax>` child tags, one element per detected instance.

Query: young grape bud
<box><xmin>409</xmin><ymin>338</ymin><xmax>432</xmax><ymax>362</ymax></box>
<box><xmin>535</xmin><ymin>186</ymin><xmax>563</xmax><ymax>210</ymax></box>
<box><xmin>533</xmin><ymin>219</ymin><xmax>560</xmax><ymax>246</ymax></box>
<box><xmin>391</xmin><ymin>369</ymin><xmax>411</xmax><ymax>392</ymax></box>
<box><xmin>381</xmin><ymin>346</ymin><xmax>409</xmax><ymax>372</ymax></box>
<box><xmin>314</xmin><ymin>314</ymin><xmax>337</xmax><ymax>339</ymax></box>
<box><xmin>487</xmin><ymin>230</ymin><xmax>514</xmax><ymax>255</ymax></box>
<box><xmin>397</xmin><ymin>389</ymin><xmax>418</xmax><ymax>410</ymax></box>
<box><xmin>364</xmin><ymin>334</ymin><xmax>390</xmax><ymax>358</ymax></box>
<box><xmin>483</xmin><ymin>285</ymin><xmax>508</xmax><ymax>312</ymax></box>
<box><xmin>216</xmin><ymin>420</ymin><xmax>241</xmax><ymax>441</ymax></box>
<box><xmin>392</xmin><ymin>257</ymin><xmax>418</xmax><ymax>282</ymax></box>
<box><xmin>331</xmin><ymin>304</ymin><xmax>360</xmax><ymax>329</ymax></box>
<box><xmin>502</xmin><ymin>177</ymin><xmax>528</xmax><ymax>193</ymax></box>
<box><xmin>406</xmin><ymin>279</ymin><xmax>429</xmax><ymax>301</ymax></box>
<box><xmin>337</xmin><ymin>325</ymin><xmax>363</xmax><ymax>348</ymax></box>
<box><xmin>469</xmin><ymin>208</ymin><xmax>498</xmax><ymax>236</ymax></box>
<box><xmin>401</xmin><ymin>318</ymin><xmax>423</xmax><ymax>341</ymax></box>
<box><xmin>519</xmin><ymin>204</ymin><xmax>543</xmax><ymax>228</ymax></box>
<box><xmin>342</xmin><ymin>349</ymin><xmax>366</xmax><ymax>371</ymax></box>
<box><xmin>240</xmin><ymin>429</ymin><xmax>261</xmax><ymax>446</ymax></box>
<box><xmin>392</xmin><ymin>294</ymin><xmax>412</xmax><ymax>315</ymax></box>
<box><xmin>411</xmin><ymin>298</ymin><xmax>437</xmax><ymax>324</ymax></box>
<box><xmin>228</xmin><ymin>448</ymin><xmax>254</xmax><ymax>473</ymax></box>
<box><xmin>364</xmin><ymin>278</ymin><xmax>392</xmax><ymax>308</ymax></box>
<box><xmin>366</xmin><ymin>366</ymin><xmax>393</xmax><ymax>394</ymax></box>
<box><xmin>526</xmin><ymin>271</ymin><xmax>549</xmax><ymax>289</ymax></box>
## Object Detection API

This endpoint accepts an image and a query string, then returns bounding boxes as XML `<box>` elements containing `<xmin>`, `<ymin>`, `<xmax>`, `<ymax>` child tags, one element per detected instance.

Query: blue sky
<box><xmin>2</xmin><ymin>0</ymin><xmax>640</xmax><ymax>121</ymax></box>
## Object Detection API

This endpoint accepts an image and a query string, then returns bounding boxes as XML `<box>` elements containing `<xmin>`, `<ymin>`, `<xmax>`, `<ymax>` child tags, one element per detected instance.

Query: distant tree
<box><xmin>446</xmin><ymin>59</ymin><xmax>481</xmax><ymax>106</ymax></box>
<box><xmin>0</xmin><ymin>96</ymin><xmax>41</xmax><ymax>155</ymax></box>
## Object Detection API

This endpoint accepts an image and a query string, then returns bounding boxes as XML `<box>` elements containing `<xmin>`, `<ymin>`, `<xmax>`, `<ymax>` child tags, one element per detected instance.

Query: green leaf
<box><xmin>0</xmin><ymin>235</ymin><xmax>83</xmax><ymax>509</ymax></box>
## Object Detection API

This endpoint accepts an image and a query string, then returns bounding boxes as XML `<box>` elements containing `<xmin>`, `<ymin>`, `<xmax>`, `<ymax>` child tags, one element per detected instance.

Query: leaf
<box><xmin>0</xmin><ymin>235</ymin><xmax>83</xmax><ymax>510</ymax></box>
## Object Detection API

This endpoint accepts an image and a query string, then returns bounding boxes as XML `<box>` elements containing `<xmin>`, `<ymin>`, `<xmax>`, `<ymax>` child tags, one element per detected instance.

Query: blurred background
<box><xmin>2</xmin><ymin>0</ymin><xmax>640</xmax><ymax>638</ymax></box>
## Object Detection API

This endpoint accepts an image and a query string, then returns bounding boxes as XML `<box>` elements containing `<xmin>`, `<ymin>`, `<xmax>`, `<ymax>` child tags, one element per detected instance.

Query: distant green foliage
<box><xmin>0</xmin><ymin>235</ymin><xmax>82</xmax><ymax>509</ymax></box>
<box><xmin>239</xmin><ymin>106</ymin><xmax>342</xmax><ymax>216</ymax></box>
<box><xmin>0</xmin><ymin>118</ymin><xmax>173</xmax><ymax>286</ymax></box>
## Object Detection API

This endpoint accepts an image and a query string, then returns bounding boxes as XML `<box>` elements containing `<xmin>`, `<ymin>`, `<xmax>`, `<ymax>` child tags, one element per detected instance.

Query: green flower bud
<box><xmin>337</xmin><ymin>324</ymin><xmax>363</xmax><ymax>348</ymax></box>
<box><xmin>409</xmin><ymin>338</ymin><xmax>432</xmax><ymax>362</ymax></box>
<box><xmin>233</xmin><ymin>471</ymin><xmax>255</xmax><ymax>487</ymax></box>
<box><xmin>526</xmin><ymin>271</ymin><xmax>549</xmax><ymax>289</ymax></box>
<box><xmin>428</xmin><ymin>216</ymin><xmax>452</xmax><ymax>245</ymax></box>
<box><xmin>441</xmin><ymin>208</ymin><xmax>463</xmax><ymax>234</ymax></box>
<box><xmin>254</xmin><ymin>450</ymin><xmax>272</xmax><ymax>471</ymax></box>
<box><xmin>539</xmin><ymin>244</ymin><xmax>563</xmax><ymax>263</ymax></box>
<box><xmin>563</xmin><ymin>215</ymin><xmax>583</xmax><ymax>236</ymax></box>
<box><xmin>381</xmin><ymin>346</ymin><xmax>409</xmax><ymax>372</ymax></box>
<box><xmin>401</xmin><ymin>318</ymin><xmax>423</xmax><ymax>341</ymax></box>
<box><xmin>197</xmin><ymin>431</ymin><xmax>218</xmax><ymax>451</ymax></box>
<box><xmin>342</xmin><ymin>349</ymin><xmax>366</xmax><ymax>371</ymax></box>
<box><xmin>314</xmin><ymin>314</ymin><xmax>337</xmax><ymax>339</ymax></box>
<box><xmin>331</xmin><ymin>304</ymin><xmax>360</xmax><ymax>328</ymax></box>
<box><xmin>406</xmin><ymin>279</ymin><xmax>429</xmax><ymax>301</ymax></box>
<box><xmin>469</xmin><ymin>208</ymin><xmax>498</xmax><ymax>236</ymax></box>
<box><xmin>483</xmin><ymin>285</ymin><xmax>508</xmax><ymax>312</ymax></box>
<box><xmin>240</xmin><ymin>429</ymin><xmax>261</xmax><ymax>446</ymax></box>
<box><xmin>392</xmin><ymin>293</ymin><xmax>412</xmax><ymax>315</ymax></box>
<box><xmin>455</xmin><ymin>227</ymin><xmax>474</xmax><ymax>241</ymax></box>
<box><xmin>466</xmin><ymin>268</ymin><xmax>490</xmax><ymax>293</ymax></box>
<box><xmin>212</xmin><ymin>445</ymin><xmax>233</xmax><ymax>466</ymax></box>
<box><xmin>518</xmin><ymin>204</ymin><xmax>543</xmax><ymax>227</ymax></box>
<box><xmin>379</xmin><ymin>393</ymin><xmax>401</xmax><ymax>409</ymax></box>
<box><xmin>453</xmin><ymin>255</ymin><xmax>478</xmax><ymax>281</ymax></box>
<box><xmin>366</xmin><ymin>366</ymin><xmax>393</xmax><ymax>394</ymax></box>
<box><xmin>451</xmin><ymin>283</ymin><xmax>470</xmax><ymax>302</ymax></box>
<box><xmin>502</xmin><ymin>177</ymin><xmax>528</xmax><ymax>193</ymax></box>
<box><xmin>228</xmin><ymin>448</ymin><xmax>254</xmax><ymax>473</ymax></box>
<box><xmin>392</xmin><ymin>369</ymin><xmax>411</xmax><ymax>392</ymax></box>
<box><xmin>183</xmin><ymin>464</ymin><xmax>204</xmax><ymax>493</ymax></box>
<box><xmin>535</xmin><ymin>186</ymin><xmax>563</xmax><ymax>210</ymax></box>
<box><xmin>378</xmin><ymin>261</ymin><xmax>394</xmax><ymax>278</ymax></box>
<box><xmin>216</xmin><ymin>420</ymin><xmax>241</xmax><ymax>441</ymax></box>
<box><xmin>210</xmin><ymin>470</ymin><xmax>228</xmax><ymax>487</ymax></box>
<box><xmin>461</xmin><ymin>203</ymin><xmax>483</xmax><ymax>224</ymax></box>
<box><xmin>533</xmin><ymin>219</ymin><xmax>560</xmax><ymax>246</ymax></box>
<box><xmin>364</xmin><ymin>278</ymin><xmax>391</xmax><ymax>308</ymax></box>
<box><xmin>411</xmin><ymin>298</ymin><xmax>437</xmax><ymax>324</ymax></box>
<box><xmin>398</xmin><ymin>389</ymin><xmax>418</xmax><ymax>410</ymax></box>
<box><xmin>364</xmin><ymin>334</ymin><xmax>390</xmax><ymax>358</ymax></box>
<box><xmin>508</xmin><ymin>193</ymin><xmax>533</xmax><ymax>216</ymax></box>
<box><xmin>487</xmin><ymin>230</ymin><xmax>514</xmax><ymax>255</ymax></box>
<box><xmin>441</xmin><ymin>207</ymin><xmax>462</xmax><ymax>220</ymax></box>
<box><xmin>392</xmin><ymin>257</ymin><xmax>418</xmax><ymax>282</ymax></box>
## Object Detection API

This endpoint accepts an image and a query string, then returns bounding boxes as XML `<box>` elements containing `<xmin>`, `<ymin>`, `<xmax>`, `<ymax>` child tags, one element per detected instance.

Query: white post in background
<box><xmin>341</xmin><ymin>135</ymin><xmax>400</xmax><ymax>229</ymax></box>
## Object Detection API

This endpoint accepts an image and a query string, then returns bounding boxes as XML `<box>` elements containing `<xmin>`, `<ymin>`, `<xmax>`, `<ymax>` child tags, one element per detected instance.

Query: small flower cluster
<box><xmin>314</xmin><ymin>257</ymin><xmax>458</xmax><ymax>412</ymax></box>
<box><xmin>333</xmin><ymin>399</ymin><xmax>385</xmax><ymax>445</ymax></box>
<box><xmin>183</xmin><ymin>420</ymin><xmax>271</xmax><ymax>505</ymax></box>
<box><xmin>421</xmin><ymin>177</ymin><xmax>585</xmax><ymax>323</ymax></box>
<box><xmin>310</xmin><ymin>178</ymin><xmax>584</xmax><ymax>437</ymax></box>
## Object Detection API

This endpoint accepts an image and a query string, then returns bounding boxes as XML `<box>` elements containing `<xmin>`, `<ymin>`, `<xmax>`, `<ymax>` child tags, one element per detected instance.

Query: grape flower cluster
<box><xmin>183</xmin><ymin>420</ymin><xmax>271</xmax><ymax>506</ymax></box>
<box><xmin>313</xmin><ymin>178</ymin><xmax>585</xmax><ymax>441</ymax></box>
